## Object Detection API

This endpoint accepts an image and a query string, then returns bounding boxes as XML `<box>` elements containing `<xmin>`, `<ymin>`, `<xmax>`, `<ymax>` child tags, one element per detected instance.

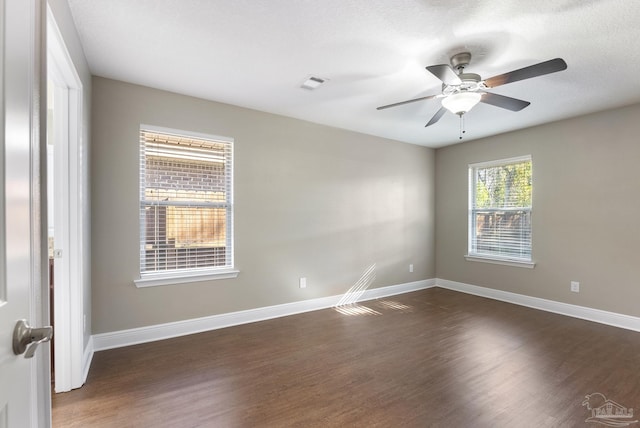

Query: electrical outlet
<box><xmin>571</xmin><ymin>281</ymin><xmax>580</xmax><ymax>293</ymax></box>
<box><xmin>409</xmin><ymin>264</ymin><xmax>414</xmax><ymax>273</ymax></box>
<box><xmin>299</xmin><ymin>277</ymin><xmax>307</xmax><ymax>289</ymax></box>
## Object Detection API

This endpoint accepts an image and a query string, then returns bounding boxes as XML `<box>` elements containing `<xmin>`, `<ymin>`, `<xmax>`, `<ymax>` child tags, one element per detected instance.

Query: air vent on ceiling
<box><xmin>301</xmin><ymin>76</ymin><xmax>326</xmax><ymax>90</ymax></box>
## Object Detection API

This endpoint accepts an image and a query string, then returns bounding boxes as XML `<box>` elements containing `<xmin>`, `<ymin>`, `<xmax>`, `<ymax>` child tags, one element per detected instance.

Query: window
<box><xmin>467</xmin><ymin>156</ymin><xmax>533</xmax><ymax>267</ymax></box>
<box><xmin>136</xmin><ymin>126</ymin><xmax>237</xmax><ymax>287</ymax></box>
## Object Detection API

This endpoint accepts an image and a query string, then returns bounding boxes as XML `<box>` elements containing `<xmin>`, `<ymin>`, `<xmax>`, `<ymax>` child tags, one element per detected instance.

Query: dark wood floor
<box><xmin>52</xmin><ymin>288</ymin><xmax>640</xmax><ymax>427</ymax></box>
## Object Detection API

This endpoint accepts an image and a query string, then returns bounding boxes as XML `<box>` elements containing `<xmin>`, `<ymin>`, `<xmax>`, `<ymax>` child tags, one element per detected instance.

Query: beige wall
<box><xmin>91</xmin><ymin>77</ymin><xmax>435</xmax><ymax>333</ymax></box>
<box><xmin>48</xmin><ymin>0</ymin><xmax>93</xmax><ymax>348</ymax></box>
<box><xmin>435</xmin><ymin>103</ymin><xmax>640</xmax><ymax>317</ymax></box>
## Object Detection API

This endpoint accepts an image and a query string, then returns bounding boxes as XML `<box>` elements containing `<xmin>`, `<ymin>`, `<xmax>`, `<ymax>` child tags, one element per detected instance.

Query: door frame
<box><xmin>46</xmin><ymin>5</ymin><xmax>86</xmax><ymax>393</ymax></box>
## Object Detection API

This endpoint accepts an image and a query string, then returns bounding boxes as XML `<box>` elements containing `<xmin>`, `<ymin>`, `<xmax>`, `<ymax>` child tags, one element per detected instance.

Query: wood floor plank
<box><xmin>52</xmin><ymin>288</ymin><xmax>640</xmax><ymax>427</ymax></box>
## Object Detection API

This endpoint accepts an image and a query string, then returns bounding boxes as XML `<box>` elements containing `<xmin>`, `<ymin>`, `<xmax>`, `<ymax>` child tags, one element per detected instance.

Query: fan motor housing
<box><xmin>459</xmin><ymin>73</ymin><xmax>481</xmax><ymax>83</ymax></box>
<box><xmin>443</xmin><ymin>72</ymin><xmax>483</xmax><ymax>96</ymax></box>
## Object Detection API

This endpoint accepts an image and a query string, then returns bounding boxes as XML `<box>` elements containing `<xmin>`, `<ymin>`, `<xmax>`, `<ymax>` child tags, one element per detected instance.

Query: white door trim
<box><xmin>46</xmin><ymin>5</ymin><xmax>85</xmax><ymax>393</ymax></box>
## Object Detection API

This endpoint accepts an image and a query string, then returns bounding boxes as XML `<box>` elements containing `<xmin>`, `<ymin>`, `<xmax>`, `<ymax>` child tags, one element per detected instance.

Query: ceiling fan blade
<box><xmin>426</xmin><ymin>64</ymin><xmax>462</xmax><ymax>86</ymax></box>
<box><xmin>425</xmin><ymin>107</ymin><xmax>447</xmax><ymax>127</ymax></box>
<box><xmin>484</xmin><ymin>58</ymin><xmax>567</xmax><ymax>88</ymax></box>
<box><xmin>376</xmin><ymin>94</ymin><xmax>438</xmax><ymax>110</ymax></box>
<box><xmin>480</xmin><ymin>92</ymin><xmax>531</xmax><ymax>111</ymax></box>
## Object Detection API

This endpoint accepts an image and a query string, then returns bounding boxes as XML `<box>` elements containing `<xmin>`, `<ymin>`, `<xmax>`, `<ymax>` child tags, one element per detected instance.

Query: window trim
<box><xmin>467</xmin><ymin>155</ymin><xmax>534</xmax><ymax>267</ymax></box>
<box><xmin>463</xmin><ymin>254</ymin><xmax>535</xmax><ymax>268</ymax></box>
<box><xmin>134</xmin><ymin>268</ymin><xmax>240</xmax><ymax>288</ymax></box>
<box><xmin>136</xmin><ymin>124</ymin><xmax>237</xmax><ymax>287</ymax></box>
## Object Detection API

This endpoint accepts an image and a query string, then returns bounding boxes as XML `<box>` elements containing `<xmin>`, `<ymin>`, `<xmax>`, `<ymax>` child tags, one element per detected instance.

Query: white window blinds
<box><xmin>139</xmin><ymin>127</ymin><xmax>233</xmax><ymax>276</ymax></box>
<box><xmin>469</xmin><ymin>156</ymin><xmax>532</xmax><ymax>261</ymax></box>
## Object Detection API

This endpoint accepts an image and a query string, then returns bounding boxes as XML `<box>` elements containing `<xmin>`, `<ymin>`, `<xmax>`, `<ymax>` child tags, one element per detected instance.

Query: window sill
<box><xmin>464</xmin><ymin>255</ymin><xmax>535</xmax><ymax>269</ymax></box>
<box><xmin>134</xmin><ymin>269</ymin><xmax>240</xmax><ymax>288</ymax></box>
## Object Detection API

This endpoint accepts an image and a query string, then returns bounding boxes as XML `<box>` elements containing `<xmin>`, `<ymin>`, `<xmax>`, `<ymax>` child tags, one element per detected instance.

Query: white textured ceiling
<box><xmin>68</xmin><ymin>0</ymin><xmax>640</xmax><ymax>148</ymax></box>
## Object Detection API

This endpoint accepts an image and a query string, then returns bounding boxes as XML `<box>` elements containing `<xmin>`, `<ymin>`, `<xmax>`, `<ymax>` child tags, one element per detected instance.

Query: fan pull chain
<box><xmin>459</xmin><ymin>114</ymin><xmax>467</xmax><ymax>140</ymax></box>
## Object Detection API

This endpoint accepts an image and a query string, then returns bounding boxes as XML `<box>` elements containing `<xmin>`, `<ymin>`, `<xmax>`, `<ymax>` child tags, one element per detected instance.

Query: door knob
<box><xmin>12</xmin><ymin>319</ymin><xmax>53</xmax><ymax>359</ymax></box>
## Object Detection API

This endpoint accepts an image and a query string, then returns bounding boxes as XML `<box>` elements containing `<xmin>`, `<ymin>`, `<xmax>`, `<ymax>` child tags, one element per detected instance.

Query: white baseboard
<box><xmin>92</xmin><ymin>277</ymin><xmax>640</xmax><ymax>354</ymax></box>
<box><xmin>92</xmin><ymin>279</ymin><xmax>436</xmax><ymax>351</ymax></box>
<box><xmin>82</xmin><ymin>336</ymin><xmax>94</xmax><ymax>384</ymax></box>
<box><xmin>436</xmin><ymin>278</ymin><xmax>640</xmax><ymax>332</ymax></box>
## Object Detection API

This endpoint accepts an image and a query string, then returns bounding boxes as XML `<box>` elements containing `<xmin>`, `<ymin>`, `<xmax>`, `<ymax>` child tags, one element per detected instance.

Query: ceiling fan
<box><xmin>377</xmin><ymin>52</ymin><xmax>567</xmax><ymax>132</ymax></box>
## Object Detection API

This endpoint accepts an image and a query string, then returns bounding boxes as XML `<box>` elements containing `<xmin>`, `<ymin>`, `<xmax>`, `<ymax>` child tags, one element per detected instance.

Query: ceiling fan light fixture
<box><xmin>441</xmin><ymin>92</ymin><xmax>482</xmax><ymax>115</ymax></box>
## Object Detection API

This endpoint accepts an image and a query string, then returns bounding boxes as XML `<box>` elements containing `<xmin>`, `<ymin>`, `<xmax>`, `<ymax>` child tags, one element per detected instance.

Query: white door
<box><xmin>0</xmin><ymin>0</ymin><xmax>49</xmax><ymax>427</ymax></box>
